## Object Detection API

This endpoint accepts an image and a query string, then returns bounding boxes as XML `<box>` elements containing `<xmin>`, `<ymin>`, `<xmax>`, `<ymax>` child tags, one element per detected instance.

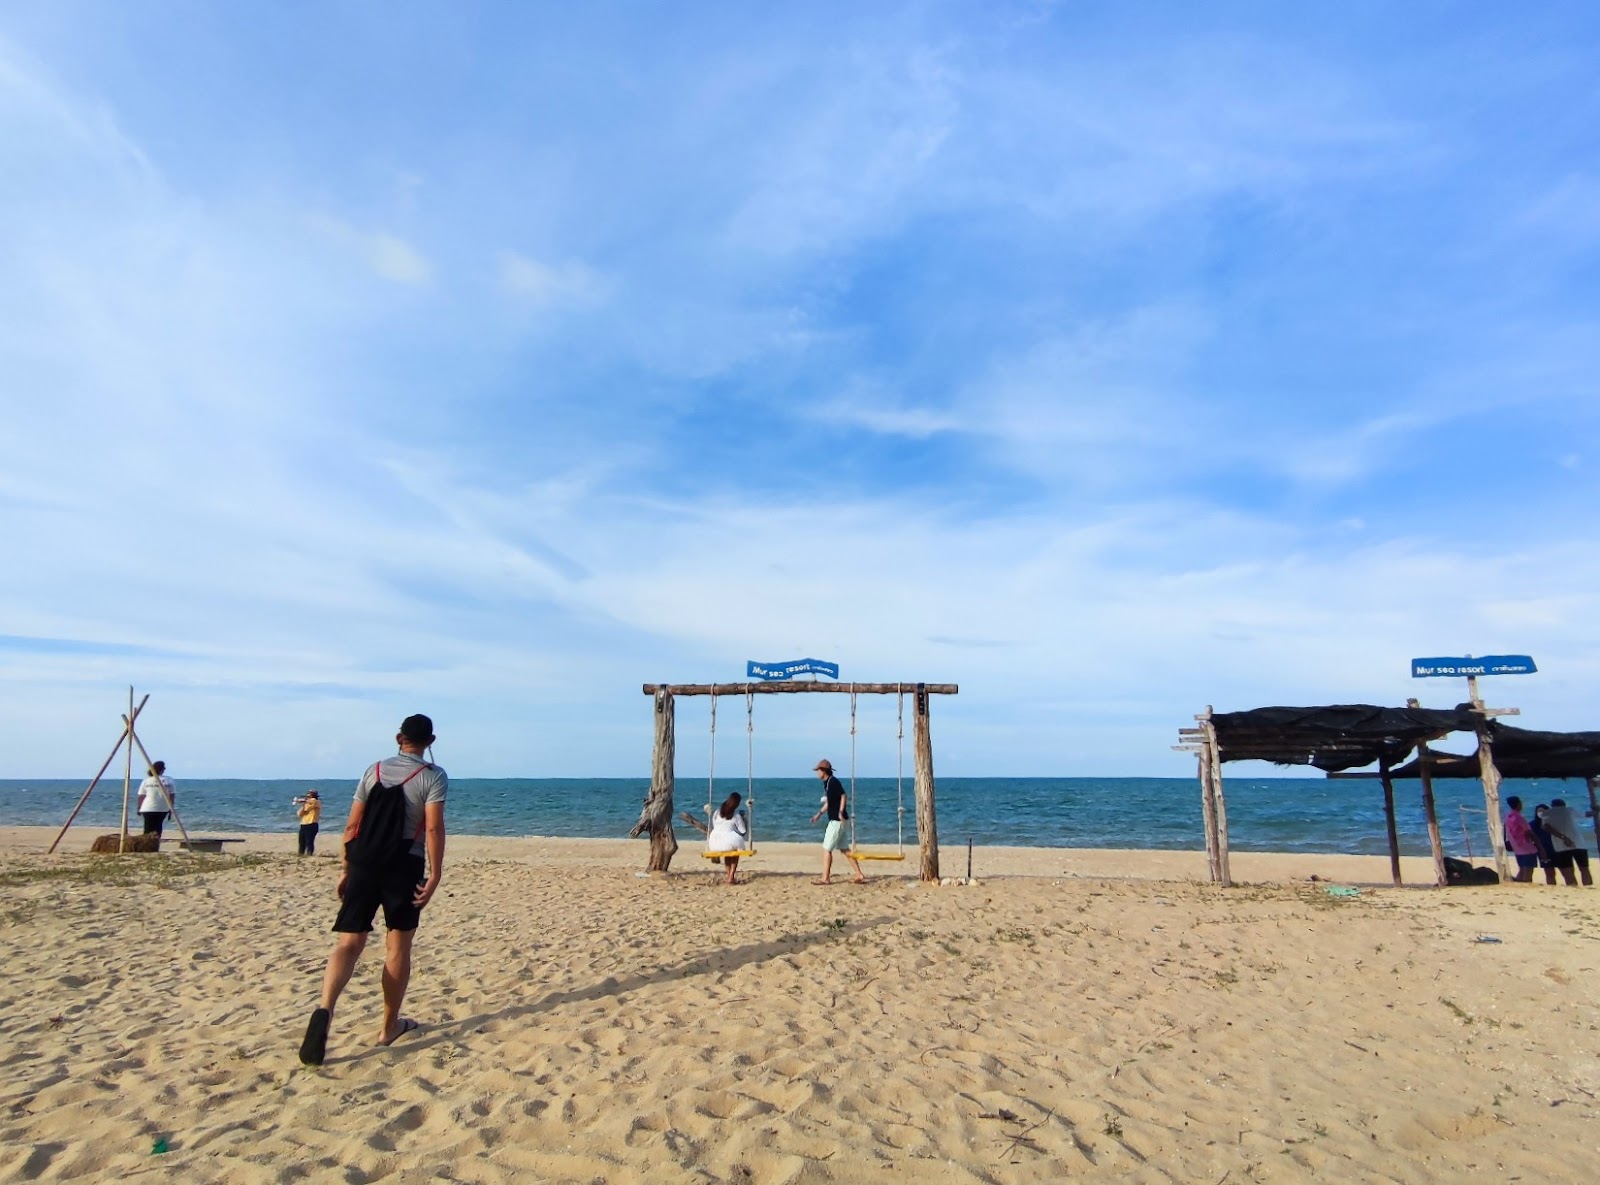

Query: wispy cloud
<box><xmin>2</xmin><ymin>7</ymin><xmax>1597</xmax><ymax>776</ymax></box>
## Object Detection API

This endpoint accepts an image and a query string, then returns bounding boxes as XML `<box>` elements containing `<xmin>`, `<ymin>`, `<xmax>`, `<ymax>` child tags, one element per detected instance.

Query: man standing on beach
<box><xmin>299</xmin><ymin>714</ymin><xmax>448</xmax><ymax>1066</ymax></box>
<box><xmin>809</xmin><ymin>759</ymin><xmax>865</xmax><ymax>885</ymax></box>
<box><xmin>1541</xmin><ymin>799</ymin><xmax>1593</xmax><ymax>887</ymax></box>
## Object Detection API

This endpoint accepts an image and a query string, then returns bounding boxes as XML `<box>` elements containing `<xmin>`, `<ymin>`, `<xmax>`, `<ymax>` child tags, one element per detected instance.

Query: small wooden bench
<box><xmin>178</xmin><ymin>837</ymin><xmax>247</xmax><ymax>854</ymax></box>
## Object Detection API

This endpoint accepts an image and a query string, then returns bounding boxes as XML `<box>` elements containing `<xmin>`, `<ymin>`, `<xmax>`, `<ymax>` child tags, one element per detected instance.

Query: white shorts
<box><xmin>822</xmin><ymin>820</ymin><xmax>850</xmax><ymax>851</ymax></box>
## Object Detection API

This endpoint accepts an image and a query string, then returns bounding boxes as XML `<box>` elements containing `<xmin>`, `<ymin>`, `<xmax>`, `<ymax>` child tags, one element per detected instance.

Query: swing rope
<box><xmin>702</xmin><ymin>684</ymin><xmax>756</xmax><ymax>860</ymax></box>
<box><xmin>896</xmin><ymin>683</ymin><xmax>905</xmax><ymax>856</ymax></box>
<box><xmin>704</xmin><ymin>684</ymin><xmax>717</xmax><ymax>839</ymax></box>
<box><xmin>745</xmin><ymin>687</ymin><xmax>755</xmax><ymax>851</ymax></box>
<box><xmin>848</xmin><ymin>684</ymin><xmax>858</xmax><ymax>854</ymax></box>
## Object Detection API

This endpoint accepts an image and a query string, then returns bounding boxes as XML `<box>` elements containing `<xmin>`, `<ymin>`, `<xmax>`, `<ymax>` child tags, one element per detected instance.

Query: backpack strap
<box><xmin>393</xmin><ymin>763</ymin><xmax>433</xmax><ymax>840</ymax></box>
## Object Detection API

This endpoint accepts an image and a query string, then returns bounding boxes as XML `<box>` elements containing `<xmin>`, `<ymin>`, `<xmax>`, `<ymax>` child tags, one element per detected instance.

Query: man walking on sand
<box><xmin>809</xmin><ymin>759</ymin><xmax>865</xmax><ymax>885</ymax></box>
<box><xmin>299</xmin><ymin>714</ymin><xmax>448</xmax><ymax>1066</ymax></box>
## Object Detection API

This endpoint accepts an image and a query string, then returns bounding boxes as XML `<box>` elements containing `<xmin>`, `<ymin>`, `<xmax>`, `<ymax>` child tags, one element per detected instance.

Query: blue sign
<box><xmin>747</xmin><ymin>658</ymin><xmax>839</xmax><ymax>681</ymax></box>
<box><xmin>1411</xmin><ymin>655</ymin><xmax>1537</xmax><ymax>678</ymax></box>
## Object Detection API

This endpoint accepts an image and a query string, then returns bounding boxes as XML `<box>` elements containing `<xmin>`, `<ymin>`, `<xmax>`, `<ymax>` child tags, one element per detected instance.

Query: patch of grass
<box><xmin>995</xmin><ymin>926</ymin><xmax>1034</xmax><ymax>945</ymax></box>
<box><xmin>907</xmin><ymin>929</ymin><xmax>932</xmax><ymax>942</ymax></box>
<box><xmin>0</xmin><ymin>854</ymin><xmax>270</xmax><ymax>889</ymax></box>
<box><xmin>1440</xmin><ymin>997</ymin><xmax>1473</xmax><ymax>1024</ymax></box>
<box><xmin>823</xmin><ymin>917</ymin><xmax>848</xmax><ymax>934</ymax></box>
<box><xmin>1102</xmin><ymin>1116</ymin><xmax>1124</xmax><ymax>1138</ymax></box>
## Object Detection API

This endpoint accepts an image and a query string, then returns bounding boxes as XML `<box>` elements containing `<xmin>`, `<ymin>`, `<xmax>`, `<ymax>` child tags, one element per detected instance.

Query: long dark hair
<box><xmin>718</xmin><ymin>792</ymin><xmax>743</xmax><ymax>819</ymax></box>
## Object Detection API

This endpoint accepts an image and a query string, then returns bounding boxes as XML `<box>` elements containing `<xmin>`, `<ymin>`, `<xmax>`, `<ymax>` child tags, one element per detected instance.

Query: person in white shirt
<box><xmin>136</xmin><ymin>761</ymin><xmax>175</xmax><ymax>836</ymax></box>
<box><xmin>706</xmin><ymin>792</ymin><xmax>750</xmax><ymax>885</ymax></box>
<box><xmin>1541</xmin><ymin>799</ymin><xmax>1593</xmax><ymax>887</ymax></box>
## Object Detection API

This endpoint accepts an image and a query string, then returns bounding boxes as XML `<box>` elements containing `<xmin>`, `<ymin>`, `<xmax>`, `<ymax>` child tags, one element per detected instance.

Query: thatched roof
<box><xmin>1371</xmin><ymin>723</ymin><xmax>1600</xmax><ymax>780</ymax></box>
<box><xmin>1209</xmin><ymin>704</ymin><xmax>1482</xmax><ymax>772</ymax></box>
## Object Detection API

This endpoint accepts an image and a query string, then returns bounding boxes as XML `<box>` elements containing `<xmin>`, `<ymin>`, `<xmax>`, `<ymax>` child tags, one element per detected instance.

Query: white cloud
<box><xmin>498</xmin><ymin>251</ymin><xmax>609</xmax><ymax>308</ymax></box>
<box><xmin>309</xmin><ymin>215</ymin><xmax>431</xmax><ymax>285</ymax></box>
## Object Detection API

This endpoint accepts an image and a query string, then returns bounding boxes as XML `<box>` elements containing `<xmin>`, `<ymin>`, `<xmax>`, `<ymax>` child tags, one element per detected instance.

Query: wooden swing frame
<box><xmin>633</xmin><ymin>681</ymin><xmax>958</xmax><ymax>881</ymax></box>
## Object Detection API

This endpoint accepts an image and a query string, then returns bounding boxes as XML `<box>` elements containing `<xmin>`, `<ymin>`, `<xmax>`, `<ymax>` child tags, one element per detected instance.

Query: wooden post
<box><xmin>1476</xmin><ymin>727</ymin><xmax>1508</xmax><ymax>882</ymax></box>
<box><xmin>1407</xmin><ymin>697</ymin><xmax>1447</xmax><ymax>887</ymax></box>
<box><xmin>1197</xmin><ymin>747</ymin><xmax>1219</xmax><ymax>883</ymax></box>
<box><xmin>1200</xmin><ymin>711</ymin><xmax>1231</xmax><ymax>887</ymax></box>
<box><xmin>119</xmin><ymin>686</ymin><xmax>134</xmax><ymax>854</ymax></box>
<box><xmin>913</xmin><ymin>683</ymin><xmax>939</xmax><ymax>882</ymax></box>
<box><xmin>628</xmin><ymin>689</ymin><xmax>679</xmax><ymax>871</ymax></box>
<box><xmin>1379</xmin><ymin>756</ymin><xmax>1402</xmax><ymax>887</ymax></box>
<box><xmin>48</xmin><ymin>695</ymin><xmax>148</xmax><ymax>854</ymax></box>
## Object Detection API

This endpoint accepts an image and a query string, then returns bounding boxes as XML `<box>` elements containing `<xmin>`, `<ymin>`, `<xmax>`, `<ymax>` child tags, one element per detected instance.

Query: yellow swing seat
<box><xmin>702</xmin><ymin>848</ymin><xmax>756</xmax><ymax>860</ymax></box>
<box><xmin>846</xmin><ymin>849</ymin><xmax>905</xmax><ymax>862</ymax></box>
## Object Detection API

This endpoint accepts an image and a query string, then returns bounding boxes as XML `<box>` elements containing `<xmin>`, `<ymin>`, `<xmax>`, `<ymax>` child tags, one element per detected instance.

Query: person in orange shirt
<box><xmin>294</xmin><ymin>789</ymin><xmax>323</xmax><ymax>856</ymax></box>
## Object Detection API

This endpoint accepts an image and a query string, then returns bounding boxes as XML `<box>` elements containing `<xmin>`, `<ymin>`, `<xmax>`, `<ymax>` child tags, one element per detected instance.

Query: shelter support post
<box><xmin>1412</xmin><ymin>740</ymin><xmax>1447</xmax><ymax>887</ymax></box>
<box><xmin>1200</xmin><ymin>711</ymin><xmax>1231</xmax><ymax>887</ymax></box>
<box><xmin>629</xmin><ymin>689</ymin><xmax>679</xmax><ymax>872</ymax></box>
<box><xmin>1379</xmin><ymin>757</ymin><xmax>1402</xmax><ymax>887</ymax></box>
<box><xmin>1197</xmin><ymin>749</ymin><xmax>1219</xmax><ymax>883</ymax></box>
<box><xmin>1475</xmin><ymin>728</ymin><xmax>1509</xmax><ymax>882</ymax></box>
<box><xmin>913</xmin><ymin>683</ymin><xmax>940</xmax><ymax>882</ymax></box>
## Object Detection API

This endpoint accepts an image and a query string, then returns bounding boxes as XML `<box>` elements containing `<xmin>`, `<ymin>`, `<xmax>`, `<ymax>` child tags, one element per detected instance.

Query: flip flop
<box><xmin>298</xmin><ymin>1007</ymin><xmax>330</xmax><ymax>1066</ymax></box>
<box><xmin>379</xmin><ymin>1017</ymin><xmax>420</xmax><ymax>1047</ymax></box>
<box><xmin>811</xmin><ymin>879</ymin><xmax>833</xmax><ymax>885</ymax></box>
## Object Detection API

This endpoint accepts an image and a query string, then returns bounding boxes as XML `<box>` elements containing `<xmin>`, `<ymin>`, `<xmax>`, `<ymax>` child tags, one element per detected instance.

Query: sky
<box><xmin>3</xmin><ymin>2</ymin><xmax>1598</xmax><ymax>779</ymax></box>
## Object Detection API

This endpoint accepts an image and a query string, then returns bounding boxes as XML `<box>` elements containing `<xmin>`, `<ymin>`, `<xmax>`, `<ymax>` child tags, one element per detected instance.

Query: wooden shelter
<box><xmin>631</xmin><ymin>681</ymin><xmax>957</xmax><ymax>881</ymax></box>
<box><xmin>1346</xmin><ymin>723</ymin><xmax>1600</xmax><ymax>861</ymax></box>
<box><xmin>1175</xmin><ymin>704</ymin><xmax>1483</xmax><ymax>887</ymax></box>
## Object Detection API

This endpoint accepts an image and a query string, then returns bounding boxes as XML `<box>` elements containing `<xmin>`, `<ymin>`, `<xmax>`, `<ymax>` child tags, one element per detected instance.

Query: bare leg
<box><xmin>378</xmin><ymin>929</ymin><xmax>416</xmax><ymax>1044</ymax></box>
<box><xmin>319</xmin><ymin>931</ymin><xmax>367</xmax><ymax>1012</ymax></box>
<box><xmin>848</xmin><ymin>852</ymin><xmax>867</xmax><ymax>883</ymax></box>
<box><xmin>1558</xmin><ymin>863</ymin><xmax>1579</xmax><ymax>886</ymax></box>
<box><xmin>817</xmin><ymin>850</ymin><xmax>834</xmax><ymax>884</ymax></box>
<box><xmin>725</xmin><ymin>856</ymin><xmax>739</xmax><ymax>885</ymax></box>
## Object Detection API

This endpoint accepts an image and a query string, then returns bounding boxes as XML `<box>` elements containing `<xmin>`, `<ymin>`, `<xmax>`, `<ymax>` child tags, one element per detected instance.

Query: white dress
<box><xmin>707</xmin><ymin>809</ymin><xmax>749</xmax><ymax>852</ymax></box>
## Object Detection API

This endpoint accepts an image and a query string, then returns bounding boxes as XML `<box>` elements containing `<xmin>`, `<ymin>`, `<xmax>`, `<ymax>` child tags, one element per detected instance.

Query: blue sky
<box><xmin>3</xmin><ymin>2</ymin><xmax>1597</xmax><ymax>778</ymax></box>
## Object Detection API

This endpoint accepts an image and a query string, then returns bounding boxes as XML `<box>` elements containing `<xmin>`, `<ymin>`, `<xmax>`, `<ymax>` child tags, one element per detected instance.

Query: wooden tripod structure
<box><xmin>49</xmin><ymin>687</ymin><xmax>194</xmax><ymax>854</ymax></box>
<box><xmin>631</xmin><ymin>681</ymin><xmax>957</xmax><ymax>881</ymax></box>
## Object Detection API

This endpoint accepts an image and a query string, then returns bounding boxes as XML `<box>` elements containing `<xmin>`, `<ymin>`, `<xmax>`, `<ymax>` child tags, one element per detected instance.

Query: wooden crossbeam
<box><xmin>642</xmin><ymin>682</ymin><xmax>957</xmax><ymax>696</ymax></box>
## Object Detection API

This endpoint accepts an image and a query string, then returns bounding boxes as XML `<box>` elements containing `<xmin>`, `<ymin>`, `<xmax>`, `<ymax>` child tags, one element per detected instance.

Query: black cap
<box><xmin>399</xmin><ymin>714</ymin><xmax>434</xmax><ymax>744</ymax></box>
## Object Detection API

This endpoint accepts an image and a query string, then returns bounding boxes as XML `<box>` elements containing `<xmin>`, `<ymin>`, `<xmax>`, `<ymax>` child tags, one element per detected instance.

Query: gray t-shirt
<box><xmin>355</xmin><ymin>753</ymin><xmax>448</xmax><ymax>858</ymax></box>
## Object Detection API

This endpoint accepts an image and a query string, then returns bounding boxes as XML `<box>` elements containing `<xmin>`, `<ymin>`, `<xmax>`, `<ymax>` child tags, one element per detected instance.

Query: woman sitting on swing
<box><xmin>707</xmin><ymin>792</ymin><xmax>750</xmax><ymax>884</ymax></box>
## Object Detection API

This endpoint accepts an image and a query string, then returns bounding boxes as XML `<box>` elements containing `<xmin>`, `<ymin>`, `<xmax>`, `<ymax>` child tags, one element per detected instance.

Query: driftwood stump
<box><xmin>628</xmin><ymin>688</ymin><xmax>679</xmax><ymax>871</ymax></box>
<box><xmin>90</xmin><ymin>833</ymin><xmax>160</xmax><ymax>853</ymax></box>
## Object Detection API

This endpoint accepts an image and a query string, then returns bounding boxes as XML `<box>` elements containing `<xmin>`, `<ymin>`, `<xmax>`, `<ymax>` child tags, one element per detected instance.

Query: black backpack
<box><xmin>345</xmin><ymin>763</ymin><xmax>431</xmax><ymax>870</ymax></box>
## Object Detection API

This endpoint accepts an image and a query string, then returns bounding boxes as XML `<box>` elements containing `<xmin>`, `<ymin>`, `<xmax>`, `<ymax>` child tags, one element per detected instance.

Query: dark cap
<box><xmin>399</xmin><ymin>714</ymin><xmax>435</xmax><ymax>744</ymax></box>
<box><xmin>814</xmin><ymin>759</ymin><xmax>833</xmax><ymax>772</ymax></box>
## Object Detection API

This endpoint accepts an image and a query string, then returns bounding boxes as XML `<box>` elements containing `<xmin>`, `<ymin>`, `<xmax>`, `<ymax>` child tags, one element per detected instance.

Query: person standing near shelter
<box><xmin>1531</xmin><ymin>804</ymin><xmax>1559</xmax><ymax>885</ymax></box>
<box><xmin>136</xmin><ymin>761</ymin><xmax>176</xmax><ymax>837</ymax></box>
<box><xmin>299</xmin><ymin>715</ymin><xmax>448</xmax><ymax>1066</ymax></box>
<box><xmin>809</xmin><ymin>759</ymin><xmax>865</xmax><ymax>885</ymax></box>
<box><xmin>1541</xmin><ymin>799</ymin><xmax>1593</xmax><ymax>887</ymax></box>
<box><xmin>1504</xmin><ymin>797</ymin><xmax>1540</xmax><ymax>883</ymax></box>
<box><xmin>294</xmin><ymin>789</ymin><xmax>322</xmax><ymax>857</ymax></box>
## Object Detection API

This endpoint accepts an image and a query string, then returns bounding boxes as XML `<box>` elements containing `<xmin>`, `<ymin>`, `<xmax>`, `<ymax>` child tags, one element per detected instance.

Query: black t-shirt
<box><xmin>823</xmin><ymin>776</ymin><xmax>849</xmax><ymax>821</ymax></box>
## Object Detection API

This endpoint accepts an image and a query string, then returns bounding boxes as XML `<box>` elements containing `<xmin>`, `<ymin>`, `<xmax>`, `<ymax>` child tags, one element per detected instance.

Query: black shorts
<box><xmin>333</xmin><ymin>854</ymin><xmax>426</xmax><ymax>934</ymax></box>
<box><xmin>1552</xmin><ymin>849</ymin><xmax>1590</xmax><ymax>871</ymax></box>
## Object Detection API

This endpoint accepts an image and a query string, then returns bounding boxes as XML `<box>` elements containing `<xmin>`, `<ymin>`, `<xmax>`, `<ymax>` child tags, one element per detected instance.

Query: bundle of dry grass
<box><xmin>88</xmin><ymin>833</ymin><xmax>160</xmax><ymax>854</ymax></box>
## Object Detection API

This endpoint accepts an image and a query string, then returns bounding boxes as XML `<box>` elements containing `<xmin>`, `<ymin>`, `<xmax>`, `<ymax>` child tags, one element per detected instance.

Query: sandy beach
<box><xmin>2</xmin><ymin>826</ymin><xmax>1597</xmax><ymax>1184</ymax></box>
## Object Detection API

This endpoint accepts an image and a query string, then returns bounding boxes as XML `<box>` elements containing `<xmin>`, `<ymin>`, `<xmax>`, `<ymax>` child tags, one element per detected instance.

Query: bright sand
<box><xmin>1</xmin><ymin>826</ymin><xmax>1596</xmax><ymax>1183</ymax></box>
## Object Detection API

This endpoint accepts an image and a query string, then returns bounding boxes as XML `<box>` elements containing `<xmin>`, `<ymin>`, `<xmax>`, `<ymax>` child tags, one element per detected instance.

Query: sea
<box><xmin>6</xmin><ymin>774</ymin><xmax>1588</xmax><ymax>858</ymax></box>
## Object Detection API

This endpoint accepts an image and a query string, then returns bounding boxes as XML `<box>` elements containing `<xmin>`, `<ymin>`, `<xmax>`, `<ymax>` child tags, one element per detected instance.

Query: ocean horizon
<box><xmin>10</xmin><ymin>774</ymin><xmax>1592</xmax><ymax>858</ymax></box>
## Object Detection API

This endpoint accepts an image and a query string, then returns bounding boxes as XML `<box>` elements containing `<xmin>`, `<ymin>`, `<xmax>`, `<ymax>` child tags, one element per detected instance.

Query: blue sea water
<box><xmin>6</xmin><ymin>774</ymin><xmax>1589</xmax><ymax>857</ymax></box>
